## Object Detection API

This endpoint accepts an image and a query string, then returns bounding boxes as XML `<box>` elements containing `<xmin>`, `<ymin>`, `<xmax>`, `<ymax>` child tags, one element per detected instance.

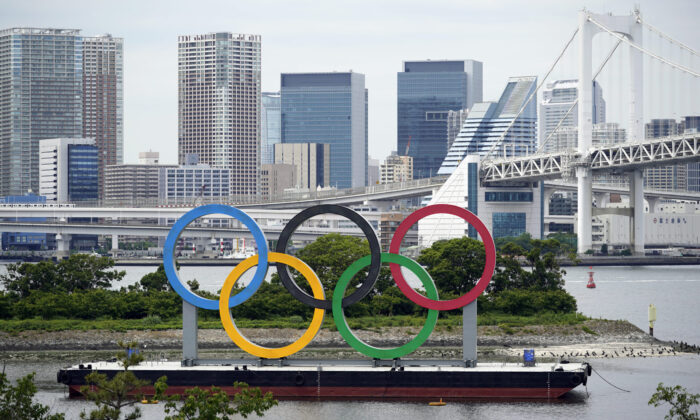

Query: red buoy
<box><xmin>587</xmin><ymin>266</ymin><xmax>596</xmax><ymax>288</ymax></box>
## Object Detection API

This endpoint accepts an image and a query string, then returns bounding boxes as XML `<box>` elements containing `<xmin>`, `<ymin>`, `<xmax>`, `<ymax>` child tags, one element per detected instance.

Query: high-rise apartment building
<box><xmin>273</xmin><ymin>142</ymin><xmax>330</xmax><ymax>190</ymax></box>
<box><xmin>82</xmin><ymin>34</ymin><xmax>123</xmax><ymax>198</ymax></box>
<box><xmin>0</xmin><ymin>28</ymin><xmax>84</xmax><ymax>196</ymax></box>
<box><xmin>397</xmin><ymin>60</ymin><xmax>482</xmax><ymax>179</ymax></box>
<box><xmin>380</xmin><ymin>153</ymin><xmax>413</xmax><ymax>184</ymax></box>
<box><xmin>281</xmin><ymin>72</ymin><xmax>367</xmax><ymax>189</ymax></box>
<box><xmin>438</xmin><ymin>76</ymin><xmax>537</xmax><ymax>175</ymax></box>
<box><xmin>178</xmin><ymin>32</ymin><xmax>261</xmax><ymax>196</ymax></box>
<box><xmin>0</xmin><ymin>28</ymin><xmax>124</xmax><ymax>199</ymax></box>
<box><xmin>261</xmin><ymin>92</ymin><xmax>281</xmax><ymax>165</ymax></box>
<box><xmin>39</xmin><ymin>138</ymin><xmax>98</xmax><ymax>203</ymax></box>
<box><xmin>538</xmin><ymin>80</ymin><xmax>605</xmax><ymax>151</ymax></box>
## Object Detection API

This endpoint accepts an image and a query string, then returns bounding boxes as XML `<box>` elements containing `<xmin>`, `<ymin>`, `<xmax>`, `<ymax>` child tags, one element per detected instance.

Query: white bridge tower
<box><xmin>577</xmin><ymin>9</ymin><xmax>645</xmax><ymax>254</ymax></box>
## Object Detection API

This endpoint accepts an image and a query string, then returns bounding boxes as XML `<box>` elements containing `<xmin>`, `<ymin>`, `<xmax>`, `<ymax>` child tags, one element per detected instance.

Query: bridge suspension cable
<box><xmin>587</xmin><ymin>15</ymin><xmax>700</xmax><ymax>78</ymax></box>
<box><xmin>482</xmin><ymin>27</ymin><xmax>579</xmax><ymax>161</ymax></box>
<box><xmin>637</xmin><ymin>14</ymin><xmax>699</xmax><ymax>58</ymax></box>
<box><xmin>537</xmin><ymin>37</ymin><xmax>624</xmax><ymax>154</ymax></box>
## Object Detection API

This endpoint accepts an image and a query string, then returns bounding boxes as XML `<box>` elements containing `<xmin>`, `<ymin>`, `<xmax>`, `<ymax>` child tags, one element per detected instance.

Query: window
<box><xmin>492</xmin><ymin>212</ymin><xmax>526</xmax><ymax>238</ymax></box>
<box><xmin>485</xmin><ymin>191</ymin><xmax>533</xmax><ymax>202</ymax></box>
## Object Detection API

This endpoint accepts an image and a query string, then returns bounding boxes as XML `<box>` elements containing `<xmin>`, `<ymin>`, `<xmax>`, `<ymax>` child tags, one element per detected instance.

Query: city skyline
<box><xmin>2</xmin><ymin>0</ymin><xmax>696</xmax><ymax>166</ymax></box>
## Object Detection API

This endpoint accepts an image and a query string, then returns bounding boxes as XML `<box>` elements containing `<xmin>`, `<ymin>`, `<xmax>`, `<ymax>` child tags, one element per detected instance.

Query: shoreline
<box><xmin>2</xmin><ymin>319</ymin><xmax>697</xmax><ymax>360</ymax></box>
<box><xmin>4</xmin><ymin>256</ymin><xmax>700</xmax><ymax>267</ymax></box>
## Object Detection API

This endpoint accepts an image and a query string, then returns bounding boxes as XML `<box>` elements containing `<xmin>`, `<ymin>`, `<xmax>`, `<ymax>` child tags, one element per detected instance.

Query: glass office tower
<box><xmin>397</xmin><ymin>60</ymin><xmax>482</xmax><ymax>179</ymax></box>
<box><xmin>0</xmin><ymin>28</ymin><xmax>84</xmax><ymax>196</ymax></box>
<box><xmin>261</xmin><ymin>92</ymin><xmax>281</xmax><ymax>165</ymax></box>
<box><xmin>281</xmin><ymin>72</ymin><xmax>367</xmax><ymax>189</ymax></box>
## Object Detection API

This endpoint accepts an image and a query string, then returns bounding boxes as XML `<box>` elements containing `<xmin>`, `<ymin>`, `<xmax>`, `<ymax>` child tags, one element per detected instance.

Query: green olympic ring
<box><xmin>332</xmin><ymin>252</ymin><xmax>439</xmax><ymax>359</ymax></box>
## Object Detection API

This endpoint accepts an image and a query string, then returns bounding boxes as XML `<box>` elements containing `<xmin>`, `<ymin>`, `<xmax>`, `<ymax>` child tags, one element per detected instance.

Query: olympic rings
<box><xmin>164</xmin><ymin>204</ymin><xmax>269</xmax><ymax>311</ymax></box>
<box><xmin>389</xmin><ymin>204</ymin><xmax>496</xmax><ymax>311</ymax></box>
<box><xmin>275</xmin><ymin>204</ymin><xmax>381</xmax><ymax>310</ymax></box>
<box><xmin>164</xmin><ymin>203</ymin><xmax>497</xmax><ymax>359</ymax></box>
<box><xmin>219</xmin><ymin>252</ymin><xmax>325</xmax><ymax>359</ymax></box>
<box><xmin>333</xmin><ymin>253</ymin><xmax>439</xmax><ymax>359</ymax></box>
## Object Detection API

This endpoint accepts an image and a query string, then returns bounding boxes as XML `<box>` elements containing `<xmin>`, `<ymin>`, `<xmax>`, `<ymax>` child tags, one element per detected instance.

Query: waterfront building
<box><xmin>438</xmin><ymin>76</ymin><xmax>537</xmax><ymax>176</ymax></box>
<box><xmin>0</xmin><ymin>28</ymin><xmax>84</xmax><ymax>197</ymax></box>
<box><xmin>158</xmin><ymin>154</ymin><xmax>231</xmax><ymax>205</ymax></box>
<box><xmin>644</xmin><ymin>119</ymin><xmax>685</xmax><ymax>191</ymax></box>
<box><xmin>178</xmin><ymin>32</ymin><xmax>261</xmax><ymax>196</ymax></box>
<box><xmin>281</xmin><ymin>72</ymin><xmax>367</xmax><ymax>189</ymax></box>
<box><xmin>0</xmin><ymin>193</ymin><xmax>50</xmax><ymax>250</ymax></box>
<box><xmin>273</xmin><ymin>143</ymin><xmax>330</xmax><ymax>190</ymax></box>
<box><xmin>39</xmin><ymin>138</ymin><xmax>98</xmax><ymax>203</ymax></box>
<box><xmin>420</xmin><ymin>155</ymin><xmax>544</xmax><ymax>246</ymax></box>
<box><xmin>261</xmin><ymin>92</ymin><xmax>281</xmax><ymax>165</ymax></box>
<box><xmin>380</xmin><ymin>153</ymin><xmax>413</xmax><ymax>184</ymax></box>
<box><xmin>379</xmin><ymin>212</ymin><xmax>417</xmax><ymax>251</ymax></box>
<box><xmin>105</xmin><ymin>161</ymin><xmax>176</xmax><ymax>204</ymax></box>
<box><xmin>397</xmin><ymin>60</ymin><xmax>482</xmax><ymax>179</ymax></box>
<box><xmin>82</xmin><ymin>34</ymin><xmax>123</xmax><ymax>198</ymax></box>
<box><xmin>260</xmin><ymin>163</ymin><xmax>296</xmax><ymax>199</ymax></box>
<box><xmin>538</xmin><ymin>80</ymin><xmax>605</xmax><ymax>151</ymax></box>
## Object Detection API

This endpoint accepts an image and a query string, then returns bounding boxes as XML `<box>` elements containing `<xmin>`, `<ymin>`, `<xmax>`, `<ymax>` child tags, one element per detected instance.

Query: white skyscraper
<box><xmin>178</xmin><ymin>32</ymin><xmax>261</xmax><ymax>196</ymax></box>
<box><xmin>539</xmin><ymin>80</ymin><xmax>606</xmax><ymax>152</ymax></box>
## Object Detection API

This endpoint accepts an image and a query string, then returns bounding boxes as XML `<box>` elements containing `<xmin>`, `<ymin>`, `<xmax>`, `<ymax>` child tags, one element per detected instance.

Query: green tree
<box><xmin>417</xmin><ymin>237</ymin><xmax>486</xmax><ymax>298</ymax></box>
<box><xmin>81</xmin><ymin>341</ymin><xmax>166</xmax><ymax>420</ymax></box>
<box><xmin>132</xmin><ymin>264</ymin><xmax>172</xmax><ymax>292</ymax></box>
<box><xmin>1</xmin><ymin>254</ymin><xmax>125</xmax><ymax>298</ymax></box>
<box><xmin>162</xmin><ymin>382</ymin><xmax>277</xmax><ymax>420</ymax></box>
<box><xmin>0</xmin><ymin>371</ymin><xmax>65</xmax><ymax>420</ymax></box>
<box><xmin>649</xmin><ymin>383</ymin><xmax>700</xmax><ymax>420</ymax></box>
<box><xmin>293</xmin><ymin>233</ymin><xmax>392</xmax><ymax>296</ymax></box>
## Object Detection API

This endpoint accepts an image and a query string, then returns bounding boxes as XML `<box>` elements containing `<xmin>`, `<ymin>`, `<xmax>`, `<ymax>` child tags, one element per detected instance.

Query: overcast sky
<box><xmin>3</xmin><ymin>0</ymin><xmax>698</xmax><ymax>164</ymax></box>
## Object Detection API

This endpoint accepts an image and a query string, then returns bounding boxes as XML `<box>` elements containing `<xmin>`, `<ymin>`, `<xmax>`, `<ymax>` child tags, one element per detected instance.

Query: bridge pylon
<box><xmin>577</xmin><ymin>9</ymin><xmax>644</xmax><ymax>254</ymax></box>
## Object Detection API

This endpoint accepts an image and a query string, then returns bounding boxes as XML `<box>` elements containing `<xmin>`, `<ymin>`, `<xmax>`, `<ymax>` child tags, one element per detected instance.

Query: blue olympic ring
<box><xmin>163</xmin><ymin>204</ymin><xmax>269</xmax><ymax>310</ymax></box>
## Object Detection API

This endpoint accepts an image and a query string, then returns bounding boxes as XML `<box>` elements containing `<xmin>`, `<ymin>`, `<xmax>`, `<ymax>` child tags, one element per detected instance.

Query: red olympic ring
<box><xmin>389</xmin><ymin>204</ymin><xmax>496</xmax><ymax>311</ymax></box>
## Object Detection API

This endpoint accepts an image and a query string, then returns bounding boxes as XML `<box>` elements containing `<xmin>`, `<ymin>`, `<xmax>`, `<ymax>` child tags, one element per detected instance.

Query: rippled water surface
<box><xmin>3</xmin><ymin>264</ymin><xmax>700</xmax><ymax>419</ymax></box>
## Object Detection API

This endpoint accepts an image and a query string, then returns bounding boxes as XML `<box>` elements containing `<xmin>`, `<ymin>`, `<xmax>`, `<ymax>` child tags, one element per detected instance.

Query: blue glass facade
<box><xmin>67</xmin><ymin>144</ymin><xmax>98</xmax><ymax>201</ymax></box>
<box><xmin>467</xmin><ymin>162</ymin><xmax>478</xmax><ymax>239</ymax></box>
<box><xmin>492</xmin><ymin>212</ymin><xmax>527</xmax><ymax>238</ymax></box>
<box><xmin>281</xmin><ymin>73</ymin><xmax>367</xmax><ymax>189</ymax></box>
<box><xmin>398</xmin><ymin>61</ymin><xmax>479</xmax><ymax>179</ymax></box>
<box><xmin>261</xmin><ymin>92</ymin><xmax>281</xmax><ymax>165</ymax></box>
<box><xmin>0</xmin><ymin>194</ymin><xmax>49</xmax><ymax>250</ymax></box>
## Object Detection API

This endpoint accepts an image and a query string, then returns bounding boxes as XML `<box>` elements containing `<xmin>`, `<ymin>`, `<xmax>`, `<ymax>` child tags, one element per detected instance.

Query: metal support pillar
<box><xmin>577</xmin><ymin>10</ymin><xmax>594</xmax><ymax>255</ymax></box>
<box><xmin>182</xmin><ymin>301</ymin><xmax>198</xmax><ymax>362</ymax></box>
<box><xmin>111</xmin><ymin>234</ymin><xmax>119</xmax><ymax>251</ymax></box>
<box><xmin>463</xmin><ymin>300</ymin><xmax>477</xmax><ymax>365</ymax></box>
<box><xmin>576</xmin><ymin>167</ymin><xmax>592</xmax><ymax>254</ymax></box>
<box><xmin>630</xmin><ymin>170</ymin><xmax>645</xmax><ymax>254</ymax></box>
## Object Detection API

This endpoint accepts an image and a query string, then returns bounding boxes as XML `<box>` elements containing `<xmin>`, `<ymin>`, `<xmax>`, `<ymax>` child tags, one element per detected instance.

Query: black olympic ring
<box><xmin>275</xmin><ymin>204</ymin><xmax>382</xmax><ymax>310</ymax></box>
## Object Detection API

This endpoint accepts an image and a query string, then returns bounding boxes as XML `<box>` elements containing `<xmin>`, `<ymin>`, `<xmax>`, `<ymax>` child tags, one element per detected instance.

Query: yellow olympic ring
<box><xmin>218</xmin><ymin>252</ymin><xmax>325</xmax><ymax>359</ymax></box>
